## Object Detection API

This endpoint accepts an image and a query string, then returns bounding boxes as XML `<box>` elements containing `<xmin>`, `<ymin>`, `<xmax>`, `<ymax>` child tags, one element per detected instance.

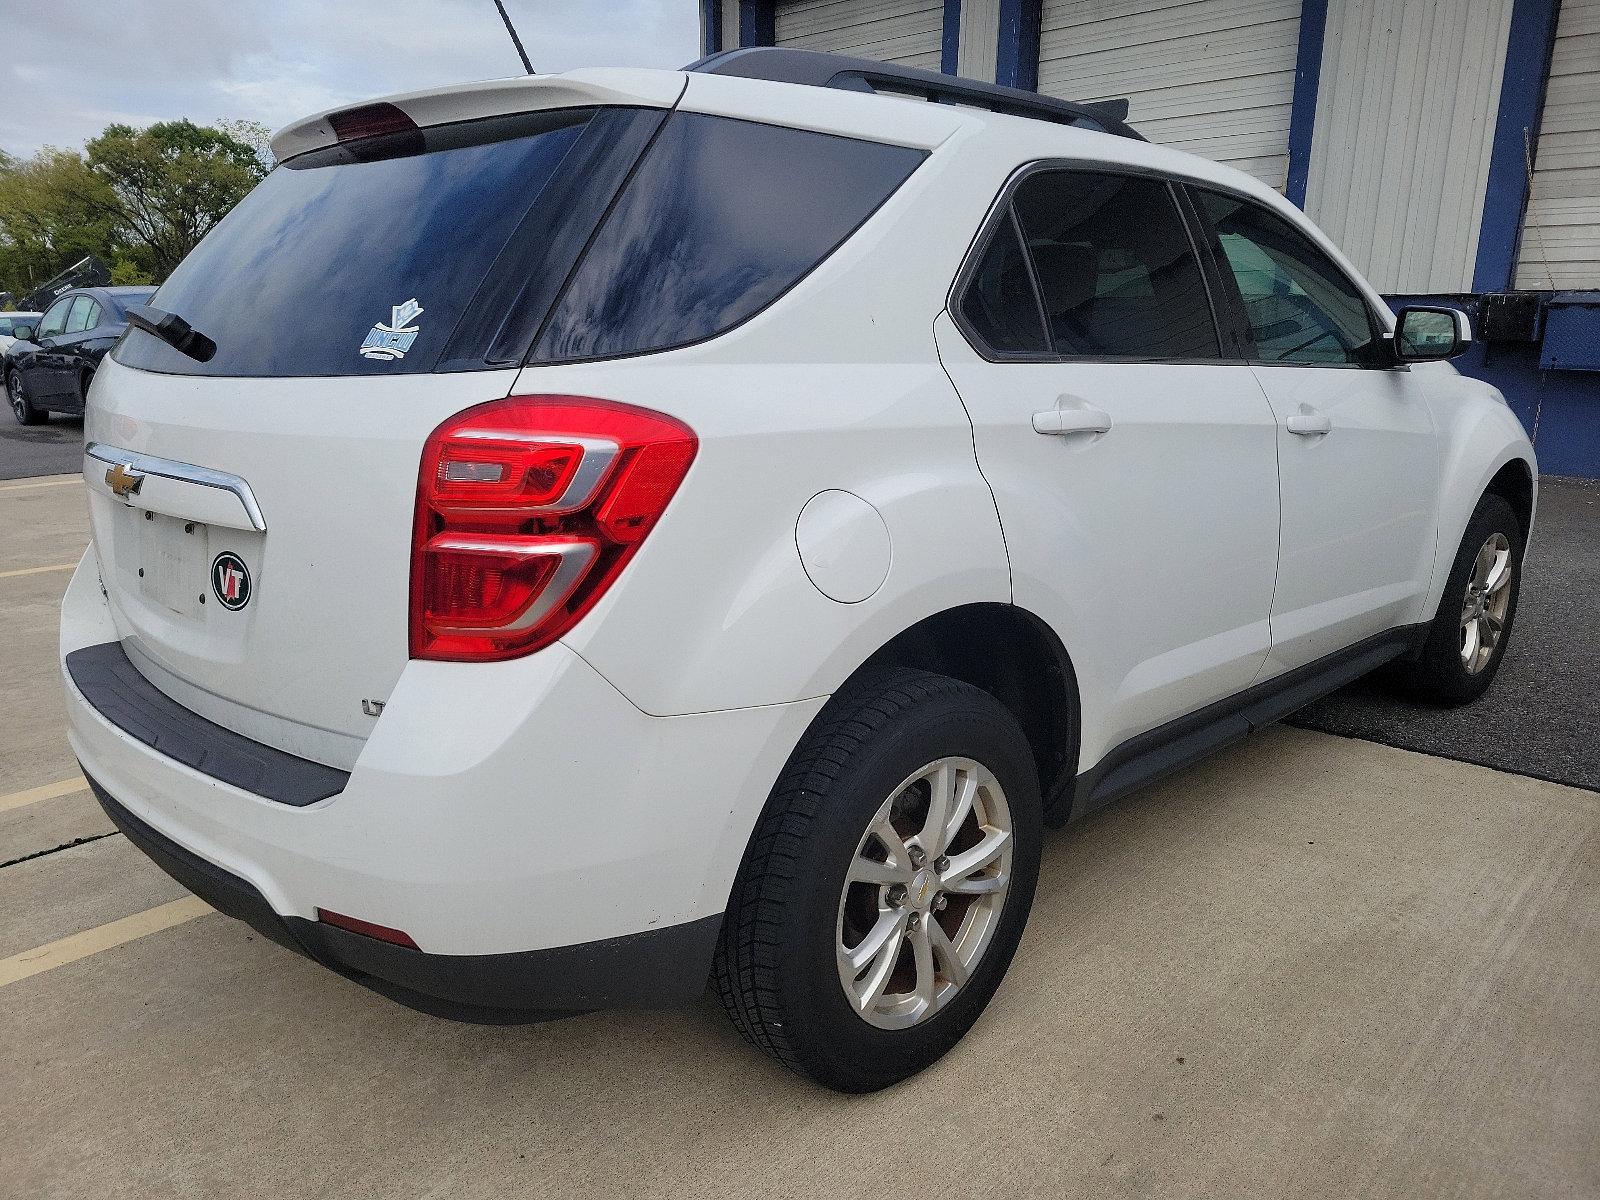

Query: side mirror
<box><xmin>1393</xmin><ymin>306</ymin><xmax>1471</xmax><ymax>363</ymax></box>
<box><xmin>11</xmin><ymin>324</ymin><xmax>35</xmax><ymax>341</ymax></box>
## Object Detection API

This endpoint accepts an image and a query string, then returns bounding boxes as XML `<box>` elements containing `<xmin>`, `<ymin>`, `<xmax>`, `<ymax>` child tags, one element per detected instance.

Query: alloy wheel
<box><xmin>1460</xmin><ymin>532</ymin><xmax>1513</xmax><ymax>674</ymax></box>
<box><xmin>7</xmin><ymin>372</ymin><xmax>22</xmax><ymax>421</ymax></box>
<box><xmin>836</xmin><ymin>756</ymin><xmax>1013</xmax><ymax>1030</ymax></box>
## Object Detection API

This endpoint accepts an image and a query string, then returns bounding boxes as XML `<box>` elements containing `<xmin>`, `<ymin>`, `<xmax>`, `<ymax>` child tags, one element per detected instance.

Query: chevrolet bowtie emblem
<box><xmin>105</xmin><ymin>462</ymin><xmax>145</xmax><ymax>498</ymax></box>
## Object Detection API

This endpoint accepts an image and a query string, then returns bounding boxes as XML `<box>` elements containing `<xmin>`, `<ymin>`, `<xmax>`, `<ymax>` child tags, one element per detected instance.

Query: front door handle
<box><xmin>1286</xmin><ymin>411</ymin><xmax>1332</xmax><ymax>436</ymax></box>
<box><xmin>1033</xmin><ymin>405</ymin><xmax>1113</xmax><ymax>436</ymax></box>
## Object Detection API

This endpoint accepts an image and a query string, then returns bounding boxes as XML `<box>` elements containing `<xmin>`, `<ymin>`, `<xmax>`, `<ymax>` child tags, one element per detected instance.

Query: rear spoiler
<box><xmin>269</xmin><ymin>69</ymin><xmax>687</xmax><ymax>162</ymax></box>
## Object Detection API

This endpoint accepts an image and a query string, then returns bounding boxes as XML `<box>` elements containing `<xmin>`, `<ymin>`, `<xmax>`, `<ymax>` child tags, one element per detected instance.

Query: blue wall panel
<box><xmin>1284</xmin><ymin>0</ymin><xmax>1329</xmax><ymax>209</ymax></box>
<box><xmin>996</xmin><ymin>0</ymin><xmax>1041</xmax><ymax>91</ymax></box>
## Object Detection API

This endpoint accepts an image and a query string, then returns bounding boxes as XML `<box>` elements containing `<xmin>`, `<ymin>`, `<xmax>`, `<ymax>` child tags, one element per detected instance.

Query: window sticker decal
<box><xmin>359</xmin><ymin>298</ymin><xmax>424</xmax><ymax>361</ymax></box>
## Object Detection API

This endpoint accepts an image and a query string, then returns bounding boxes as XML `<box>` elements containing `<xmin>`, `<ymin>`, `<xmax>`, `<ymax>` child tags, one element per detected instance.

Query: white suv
<box><xmin>62</xmin><ymin>49</ymin><xmax>1536</xmax><ymax>1092</ymax></box>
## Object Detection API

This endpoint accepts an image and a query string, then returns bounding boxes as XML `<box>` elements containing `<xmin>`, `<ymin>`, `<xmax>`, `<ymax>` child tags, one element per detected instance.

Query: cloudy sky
<box><xmin>1</xmin><ymin>0</ymin><xmax>700</xmax><ymax>157</ymax></box>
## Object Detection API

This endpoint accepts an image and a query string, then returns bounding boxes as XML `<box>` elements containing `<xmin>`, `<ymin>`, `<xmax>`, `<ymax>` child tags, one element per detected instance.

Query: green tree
<box><xmin>80</xmin><ymin>119</ymin><xmax>270</xmax><ymax>279</ymax></box>
<box><xmin>0</xmin><ymin>147</ymin><xmax>121</xmax><ymax>302</ymax></box>
<box><xmin>0</xmin><ymin>118</ymin><xmax>270</xmax><ymax>303</ymax></box>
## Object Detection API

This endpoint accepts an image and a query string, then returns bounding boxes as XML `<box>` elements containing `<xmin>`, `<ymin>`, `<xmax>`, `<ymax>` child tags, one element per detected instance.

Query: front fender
<box><xmin>1419</xmin><ymin>369</ymin><xmax>1537</xmax><ymax>623</ymax></box>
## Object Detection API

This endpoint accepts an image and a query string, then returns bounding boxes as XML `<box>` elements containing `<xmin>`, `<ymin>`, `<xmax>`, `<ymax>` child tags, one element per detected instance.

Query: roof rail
<box><xmin>684</xmin><ymin>47</ymin><xmax>1142</xmax><ymax>141</ymax></box>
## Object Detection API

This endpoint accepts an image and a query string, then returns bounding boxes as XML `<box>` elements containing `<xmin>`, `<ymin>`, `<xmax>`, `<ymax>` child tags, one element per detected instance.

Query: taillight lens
<box><xmin>411</xmin><ymin>396</ymin><xmax>697</xmax><ymax>662</ymax></box>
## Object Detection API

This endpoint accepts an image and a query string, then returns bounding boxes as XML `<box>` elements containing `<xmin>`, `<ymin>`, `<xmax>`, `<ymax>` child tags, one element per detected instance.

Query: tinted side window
<box><xmin>65</xmin><ymin>297</ymin><xmax>97</xmax><ymax>333</ymax></box>
<box><xmin>1195</xmin><ymin>191</ymin><xmax>1378</xmax><ymax>366</ymax></box>
<box><xmin>1011</xmin><ymin>171</ymin><xmax>1220</xmax><ymax>360</ymax></box>
<box><xmin>959</xmin><ymin>213</ymin><xmax>1048</xmax><ymax>354</ymax></box>
<box><xmin>531</xmin><ymin>113</ymin><xmax>926</xmax><ymax>363</ymax></box>
<box><xmin>38</xmin><ymin>298</ymin><xmax>71</xmax><ymax>339</ymax></box>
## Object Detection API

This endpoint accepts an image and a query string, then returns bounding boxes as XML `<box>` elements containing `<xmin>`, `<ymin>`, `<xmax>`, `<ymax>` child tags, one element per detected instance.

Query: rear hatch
<box><xmin>84</xmin><ymin>69</ymin><xmax>931</xmax><ymax>770</ymax></box>
<box><xmin>85</xmin><ymin>80</ymin><xmax>682</xmax><ymax>770</ymax></box>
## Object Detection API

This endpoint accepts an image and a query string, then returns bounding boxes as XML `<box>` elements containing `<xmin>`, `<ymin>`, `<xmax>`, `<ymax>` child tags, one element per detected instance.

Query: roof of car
<box><xmin>1</xmin><ymin>311</ymin><xmax>42</xmax><ymax>318</ymax></box>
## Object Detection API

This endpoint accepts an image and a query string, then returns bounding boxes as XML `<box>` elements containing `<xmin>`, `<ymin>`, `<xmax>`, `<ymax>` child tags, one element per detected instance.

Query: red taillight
<box><xmin>327</xmin><ymin>102</ymin><xmax>417</xmax><ymax>143</ymax></box>
<box><xmin>410</xmin><ymin>396</ymin><xmax>697</xmax><ymax>662</ymax></box>
<box><xmin>317</xmin><ymin>908</ymin><xmax>420</xmax><ymax>949</ymax></box>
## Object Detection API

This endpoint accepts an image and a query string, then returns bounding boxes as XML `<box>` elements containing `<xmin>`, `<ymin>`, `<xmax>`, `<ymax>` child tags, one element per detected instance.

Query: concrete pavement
<box><xmin>2</xmin><ymin>476</ymin><xmax>1597</xmax><ymax>1198</ymax></box>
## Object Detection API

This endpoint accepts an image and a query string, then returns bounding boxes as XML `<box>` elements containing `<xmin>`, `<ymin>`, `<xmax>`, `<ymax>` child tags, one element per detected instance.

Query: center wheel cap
<box><xmin>908</xmin><ymin>868</ymin><xmax>937</xmax><ymax>911</ymax></box>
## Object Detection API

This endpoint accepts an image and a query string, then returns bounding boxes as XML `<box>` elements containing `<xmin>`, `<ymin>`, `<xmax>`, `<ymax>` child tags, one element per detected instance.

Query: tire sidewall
<box><xmin>1428</xmin><ymin>494</ymin><xmax>1524</xmax><ymax>698</ymax></box>
<box><xmin>777</xmin><ymin>689</ymin><xmax>1042</xmax><ymax>1091</ymax></box>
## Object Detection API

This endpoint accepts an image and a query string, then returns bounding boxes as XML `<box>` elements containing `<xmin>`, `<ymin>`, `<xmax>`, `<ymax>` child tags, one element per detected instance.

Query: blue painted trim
<box><xmin>701</xmin><ymin>0</ymin><xmax>722</xmax><ymax>55</ymax></box>
<box><xmin>1472</xmin><ymin>0</ymin><xmax>1562</xmax><ymax>294</ymax></box>
<box><xmin>942</xmin><ymin>0</ymin><xmax>962</xmax><ymax>76</ymax></box>
<box><xmin>739</xmin><ymin>0</ymin><xmax>775</xmax><ymax>48</ymax></box>
<box><xmin>996</xmin><ymin>0</ymin><xmax>1041</xmax><ymax>91</ymax></box>
<box><xmin>1284</xmin><ymin>0</ymin><xmax>1329</xmax><ymax>209</ymax></box>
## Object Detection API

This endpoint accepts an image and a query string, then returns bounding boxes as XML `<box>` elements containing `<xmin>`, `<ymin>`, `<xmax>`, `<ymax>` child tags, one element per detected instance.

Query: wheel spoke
<box><xmin>1472</xmin><ymin>544</ymin><xmax>1494</xmax><ymax>589</ymax></box>
<box><xmin>848</xmin><ymin>853</ymin><xmax>909</xmax><ymax>887</ymax></box>
<box><xmin>940</xmin><ymin>827</ymin><xmax>1010</xmax><ymax>894</ymax></box>
<box><xmin>1461</xmin><ymin>616</ymin><xmax>1480</xmax><ymax>664</ymax></box>
<box><xmin>843</xmin><ymin>910</ymin><xmax>904</xmax><ymax>976</ymax></box>
<box><xmin>917</xmin><ymin>761</ymin><xmax>956</xmax><ymax>856</ymax></box>
<box><xmin>908</xmin><ymin>921</ymin><xmax>936</xmax><ymax>1010</ymax></box>
<box><xmin>926</xmin><ymin>917</ymin><xmax>968</xmax><ymax>988</ymax></box>
<box><xmin>1484</xmin><ymin>550</ymin><xmax>1512</xmax><ymax>595</ymax></box>
<box><xmin>867</xmin><ymin>815</ymin><xmax>911</xmax><ymax>874</ymax></box>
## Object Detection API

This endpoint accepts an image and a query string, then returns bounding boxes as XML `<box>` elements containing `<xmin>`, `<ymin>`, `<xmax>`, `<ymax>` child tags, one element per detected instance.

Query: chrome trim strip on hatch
<box><xmin>85</xmin><ymin>442</ymin><xmax>267</xmax><ymax>532</ymax></box>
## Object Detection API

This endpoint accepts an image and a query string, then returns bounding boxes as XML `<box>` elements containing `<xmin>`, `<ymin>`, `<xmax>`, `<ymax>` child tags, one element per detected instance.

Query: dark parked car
<box><xmin>6</xmin><ymin>286</ymin><xmax>155</xmax><ymax>424</ymax></box>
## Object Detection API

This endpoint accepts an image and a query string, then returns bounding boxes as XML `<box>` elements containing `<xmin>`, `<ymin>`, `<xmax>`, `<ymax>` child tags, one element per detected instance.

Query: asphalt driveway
<box><xmin>1294</xmin><ymin>475</ymin><xmax>1600</xmax><ymax>791</ymax></box>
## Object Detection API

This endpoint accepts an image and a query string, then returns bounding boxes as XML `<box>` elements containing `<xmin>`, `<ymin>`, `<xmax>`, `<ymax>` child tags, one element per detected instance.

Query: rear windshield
<box><xmin>115</xmin><ymin>109</ymin><xmax>601</xmax><ymax>377</ymax></box>
<box><xmin>115</xmin><ymin>108</ymin><xmax>925</xmax><ymax>377</ymax></box>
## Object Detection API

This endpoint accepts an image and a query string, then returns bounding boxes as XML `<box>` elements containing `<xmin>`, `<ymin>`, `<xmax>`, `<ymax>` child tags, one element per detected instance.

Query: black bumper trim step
<box><xmin>66</xmin><ymin>640</ymin><xmax>349</xmax><ymax>806</ymax></box>
<box><xmin>86</xmin><ymin>773</ymin><xmax>722</xmax><ymax>1023</ymax></box>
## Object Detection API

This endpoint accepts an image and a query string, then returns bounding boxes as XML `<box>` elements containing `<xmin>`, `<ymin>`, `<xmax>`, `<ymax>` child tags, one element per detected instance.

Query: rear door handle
<box><xmin>1033</xmin><ymin>406</ymin><xmax>1113</xmax><ymax>436</ymax></box>
<box><xmin>1286</xmin><ymin>411</ymin><xmax>1332</xmax><ymax>436</ymax></box>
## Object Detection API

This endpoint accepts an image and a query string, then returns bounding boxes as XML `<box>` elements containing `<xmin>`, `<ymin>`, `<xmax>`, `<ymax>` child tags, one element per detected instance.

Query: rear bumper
<box><xmin>61</xmin><ymin>547</ymin><xmax>824</xmax><ymax>1015</ymax></box>
<box><xmin>88</xmin><ymin>772</ymin><xmax>721</xmax><ymax>1022</ymax></box>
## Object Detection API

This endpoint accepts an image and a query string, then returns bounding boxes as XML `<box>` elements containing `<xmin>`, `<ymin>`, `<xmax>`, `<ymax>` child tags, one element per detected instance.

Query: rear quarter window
<box><xmin>529</xmin><ymin>113</ymin><xmax>926</xmax><ymax>363</ymax></box>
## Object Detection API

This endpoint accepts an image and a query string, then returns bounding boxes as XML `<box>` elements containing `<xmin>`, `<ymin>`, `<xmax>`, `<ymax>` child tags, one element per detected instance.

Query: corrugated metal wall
<box><xmin>1035</xmin><ymin>0</ymin><xmax>1302</xmax><ymax>189</ymax></box>
<box><xmin>1516</xmin><ymin>0</ymin><xmax>1600</xmax><ymax>290</ymax></box>
<box><xmin>1303</xmin><ymin>0</ymin><xmax>1514</xmax><ymax>294</ymax></box>
<box><xmin>957</xmin><ymin>0</ymin><xmax>1002</xmax><ymax>80</ymax></box>
<box><xmin>774</xmin><ymin>0</ymin><xmax>945</xmax><ymax>71</ymax></box>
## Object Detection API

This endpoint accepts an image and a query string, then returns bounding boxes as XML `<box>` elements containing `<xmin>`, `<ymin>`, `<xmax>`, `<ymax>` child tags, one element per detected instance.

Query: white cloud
<box><xmin>0</xmin><ymin>0</ymin><xmax>700</xmax><ymax>156</ymax></box>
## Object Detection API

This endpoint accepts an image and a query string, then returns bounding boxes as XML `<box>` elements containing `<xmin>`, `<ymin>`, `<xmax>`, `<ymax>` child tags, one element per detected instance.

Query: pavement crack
<box><xmin>1</xmin><ymin>830</ymin><xmax>122</xmax><ymax>870</ymax></box>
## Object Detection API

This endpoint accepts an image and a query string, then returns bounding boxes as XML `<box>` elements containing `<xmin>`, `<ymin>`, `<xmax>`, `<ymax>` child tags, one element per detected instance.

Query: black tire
<box><xmin>1386</xmin><ymin>493</ymin><xmax>1523</xmax><ymax>704</ymax></box>
<box><xmin>8</xmin><ymin>370</ymin><xmax>43</xmax><ymax>426</ymax></box>
<box><xmin>713</xmin><ymin>667</ymin><xmax>1042</xmax><ymax>1093</ymax></box>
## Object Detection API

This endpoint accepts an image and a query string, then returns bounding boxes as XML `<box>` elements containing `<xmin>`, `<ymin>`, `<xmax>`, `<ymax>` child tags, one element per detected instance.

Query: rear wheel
<box><xmin>8</xmin><ymin>370</ymin><xmax>42</xmax><ymax>425</ymax></box>
<box><xmin>713</xmin><ymin>668</ymin><xmax>1042</xmax><ymax>1092</ymax></box>
<box><xmin>1386</xmin><ymin>493</ymin><xmax>1523</xmax><ymax>704</ymax></box>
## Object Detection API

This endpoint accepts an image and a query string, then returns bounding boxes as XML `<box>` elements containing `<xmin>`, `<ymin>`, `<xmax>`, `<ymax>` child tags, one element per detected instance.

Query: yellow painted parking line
<box><xmin>0</xmin><ymin>897</ymin><xmax>212</xmax><ymax>989</ymax></box>
<box><xmin>0</xmin><ymin>776</ymin><xmax>88</xmax><ymax>813</ymax></box>
<box><xmin>0</xmin><ymin>562</ymin><xmax>78</xmax><ymax>580</ymax></box>
<box><xmin>0</xmin><ymin>476</ymin><xmax>81</xmax><ymax>492</ymax></box>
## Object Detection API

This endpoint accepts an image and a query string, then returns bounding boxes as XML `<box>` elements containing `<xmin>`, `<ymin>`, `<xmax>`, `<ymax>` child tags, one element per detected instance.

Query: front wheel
<box><xmin>713</xmin><ymin>668</ymin><xmax>1042</xmax><ymax>1092</ymax></box>
<box><xmin>1386</xmin><ymin>493</ymin><xmax>1523</xmax><ymax>704</ymax></box>
<box><xmin>8</xmin><ymin>370</ymin><xmax>43</xmax><ymax>426</ymax></box>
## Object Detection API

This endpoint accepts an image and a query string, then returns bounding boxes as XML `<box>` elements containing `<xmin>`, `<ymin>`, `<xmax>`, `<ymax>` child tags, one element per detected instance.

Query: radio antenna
<box><xmin>491</xmin><ymin>0</ymin><xmax>535</xmax><ymax>74</ymax></box>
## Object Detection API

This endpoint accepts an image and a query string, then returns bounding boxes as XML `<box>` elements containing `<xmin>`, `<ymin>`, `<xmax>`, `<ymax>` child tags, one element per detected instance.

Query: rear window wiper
<box><xmin>126</xmin><ymin>304</ymin><xmax>217</xmax><ymax>363</ymax></box>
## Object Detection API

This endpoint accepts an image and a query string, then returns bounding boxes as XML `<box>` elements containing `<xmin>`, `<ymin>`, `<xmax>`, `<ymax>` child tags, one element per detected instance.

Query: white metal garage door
<box><xmin>1516</xmin><ymin>0</ymin><xmax>1600</xmax><ymax>290</ymax></box>
<box><xmin>1036</xmin><ymin>0</ymin><xmax>1302</xmax><ymax>189</ymax></box>
<box><xmin>774</xmin><ymin>0</ymin><xmax>945</xmax><ymax>72</ymax></box>
<box><xmin>1303</xmin><ymin>0</ymin><xmax>1515</xmax><ymax>295</ymax></box>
